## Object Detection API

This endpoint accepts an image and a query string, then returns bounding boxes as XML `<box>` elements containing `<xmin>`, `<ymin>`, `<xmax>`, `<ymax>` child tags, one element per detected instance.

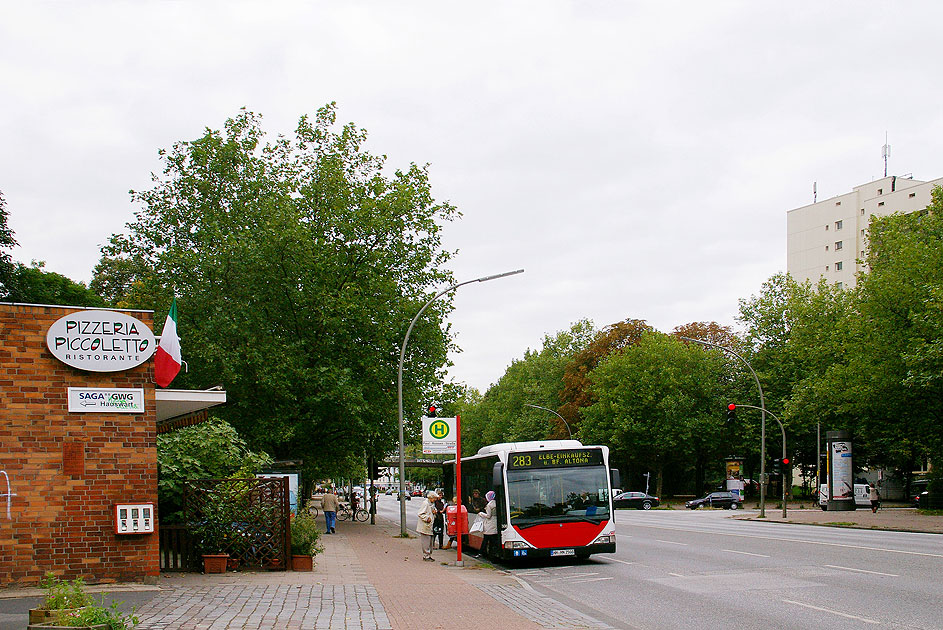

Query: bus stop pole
<box><xmin>456</xmin><ymin>414</ymin><xmax>463</xmax><ymax>566</ymax></box>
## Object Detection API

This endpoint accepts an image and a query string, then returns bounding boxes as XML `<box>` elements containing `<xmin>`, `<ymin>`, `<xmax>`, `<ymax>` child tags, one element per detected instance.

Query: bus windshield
<box><xmin>507</xmin><ymin>466</ymin><xmax>611</xmax><ymax>526</ymax></box>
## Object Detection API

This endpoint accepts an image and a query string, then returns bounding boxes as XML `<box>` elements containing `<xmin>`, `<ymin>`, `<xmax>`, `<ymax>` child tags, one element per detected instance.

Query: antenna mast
<box><xmin>813</xmin><ymin>181</ymin><xmax>817</xmax><ymax>203</ymax></box>
<box><xmin>882</xmin><ymin>133</ymin><xmax>891</xmax><ymax>177</ymax></box>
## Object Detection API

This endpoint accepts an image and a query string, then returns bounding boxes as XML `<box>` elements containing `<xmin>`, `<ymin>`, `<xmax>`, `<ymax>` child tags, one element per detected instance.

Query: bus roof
<box><xmin>476</xmin><ymin>440</ymin><xmax>585</xmax><ymax>456</ymax></box>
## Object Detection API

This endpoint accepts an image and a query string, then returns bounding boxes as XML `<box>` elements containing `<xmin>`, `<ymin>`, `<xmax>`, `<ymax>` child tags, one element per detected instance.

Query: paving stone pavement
<box><xmin>6</xmin><ymin>508</ymin><xmax>938</xmax><ymax>629</ymax></box>
<box><xmin>138</xmin><ymin>584</ymin><xmax>388</xmax><ymax>630</ymax></box>
<box><xmin>130</xmin><ymin>517</ymin><xmax>611</xmax><ymax>630</ymax></box>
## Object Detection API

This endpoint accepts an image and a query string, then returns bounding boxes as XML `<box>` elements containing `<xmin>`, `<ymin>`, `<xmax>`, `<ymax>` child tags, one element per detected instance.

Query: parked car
<box><xmin>685</xmin><ymin>491</ymin><xmax>742</xmax><ymax>510</ymax></box>
<box><xmin>612</xmin><ymin>491</ymin><xmax>660</xmax><ymax>510</ymax></box>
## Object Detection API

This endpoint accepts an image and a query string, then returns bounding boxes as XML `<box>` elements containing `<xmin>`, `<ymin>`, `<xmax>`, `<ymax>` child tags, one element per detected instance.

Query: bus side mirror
<box><xmin>611</xmin><ymin>469</ymin><xmax>621</xmax><ymax>491</ymax></box>
<box><xmin>493</xmin><ymin>462</ymin><xmax>504</xmax><ymax>489</ymax></box>
<box><xmin>493</xmin><ymin>461</ymin><xmax>506</xmax><ymax>529</ymax></box>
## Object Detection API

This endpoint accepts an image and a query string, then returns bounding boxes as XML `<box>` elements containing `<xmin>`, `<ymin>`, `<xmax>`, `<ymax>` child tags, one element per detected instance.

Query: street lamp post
<box><xmin>732</xmin><ymin>404</ymin><xmax>788</xmax><ymax>518</ymax></box>
<box><xmin>396</xmin><ymin>269</ymin><xmax>524</xmax><ymax>536</ymax></box>
<box><xmin>523</xmin><ymin>403</ymin><xmax>573</xmax><ymax>439</ymax></box>
<box><xmin>680</xmin><ymin>337</ymin><xmax>769</xmax><ymax>518</ymax></box>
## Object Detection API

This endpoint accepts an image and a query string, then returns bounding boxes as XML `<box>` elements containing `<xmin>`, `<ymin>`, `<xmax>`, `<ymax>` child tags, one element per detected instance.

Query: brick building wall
<box><xmin>0</xmin><ymin>303</ymin><xmax>159</xmax><ymax>586</ymax></box>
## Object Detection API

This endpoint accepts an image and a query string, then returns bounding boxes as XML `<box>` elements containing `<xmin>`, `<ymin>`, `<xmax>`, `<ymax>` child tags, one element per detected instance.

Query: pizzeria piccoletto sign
<box><xmin>46</xmin><ymin>310</ymin><xmax>156</xmax><ymax>372</ymax></box>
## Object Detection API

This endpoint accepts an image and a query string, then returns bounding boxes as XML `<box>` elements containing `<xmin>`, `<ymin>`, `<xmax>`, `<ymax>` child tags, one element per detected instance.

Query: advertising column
<box><xmin>826</xmin><ymin>430</ymin><xmax>855</xmax><ymax>511</ymax></box>
<box><xmin>725</xmin><ymin>457</ymin><xmax>745</xmax><ymax>500</ymax></box>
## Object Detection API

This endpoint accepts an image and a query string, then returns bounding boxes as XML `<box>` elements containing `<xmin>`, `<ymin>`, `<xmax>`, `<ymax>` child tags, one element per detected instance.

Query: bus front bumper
<box><xmin>503</xmin><ymin>542</ymin><xmax>616</xmax><ymax>560</ymax></box>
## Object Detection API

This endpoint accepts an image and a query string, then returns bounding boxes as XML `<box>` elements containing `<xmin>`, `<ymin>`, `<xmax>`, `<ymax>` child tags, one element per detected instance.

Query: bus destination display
<box><xmin>507</xmin><ymin>449</ymin><xmax>603</xmax><ymax>469</ymax></box>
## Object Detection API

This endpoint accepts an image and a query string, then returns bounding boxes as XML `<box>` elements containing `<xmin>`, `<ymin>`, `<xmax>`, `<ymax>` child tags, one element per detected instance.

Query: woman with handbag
<box><xmin>478</xmin><ymin>490</ymin><xmax>499</xmax><ymax>559</ymax></box>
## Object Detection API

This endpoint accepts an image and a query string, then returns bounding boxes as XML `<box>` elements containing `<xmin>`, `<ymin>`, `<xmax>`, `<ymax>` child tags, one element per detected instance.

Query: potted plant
<box><xmin>194</xmin><ymin>518</ymin><xmax>231</xmax><ymax>573</ymax></box>
<box><xmin>29</xmin><ymin>573</ymin><xmax>94</xmax><ymax>625</ymax></box>
<box><xmin>192</xmin><ymin>488</ymin><xmax>236</xmax><ymax>573</ymax></box>
<box><xmin>290</xmin><ymin>512</ymin><xmax>323</xmax><ymax>571</ymax></box>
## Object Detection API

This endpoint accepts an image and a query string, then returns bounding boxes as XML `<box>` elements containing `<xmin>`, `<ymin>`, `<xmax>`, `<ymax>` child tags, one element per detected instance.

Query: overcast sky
<box><xmin>3</xmin><ymin>2</ymin><xmax>942</xmax><ymax>392</ymax></box>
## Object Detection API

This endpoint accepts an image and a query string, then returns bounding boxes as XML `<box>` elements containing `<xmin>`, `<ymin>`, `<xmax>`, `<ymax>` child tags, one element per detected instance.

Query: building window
<box><xmin>826</xmin><ymin>265</ymin><xmax>830</xmax><ymax>271</ymax></box>
<box><xmin>878</xmin><ymin>201</ymin><xmax>885</xmax><ymax>207</ymax></box>
<box><xmin>877</xmin><ymin>188</ymin><xmax>883</xmax><ymax>195</ymax></box>
<box><xmin>836</xmin><ymin>201</ymin><xmax>841</xmax><ymax>206</ymax></box>
<box><xmin>910</xmin><ymin>192</ymin><xmax>916</xmax><ymax>198</ymax></box>
<box><xmin>861</xmin><ymin>229</ymin><xmax>865</xmax><ymax>237</ymax></box>
<box><xmin>835</xmin><ymin>220</ymin><xmax>843</xmax><ymax>230</ymax></box>
<box><xmin>825</xmin><ymin>224</ymin><xmax>829</xmax><ymax>231</ymax></box>
<box><xmin>861</xmin><ymin>208</ymin><xmax>865</xmax><ymax>215</ymax></box>
<box><xmin>836</xmin><ymin>261</ymin><xmax>843</xmax><ymax>271</ymax></box>
<box><xmin>861</xmin><ymin>250</ymin><xmax>865</xmax><ymax>258</ymax></box>
<box><xmin>835</xmin><ymin>241</ymin><xmax>843</xmax><ymax>250</ymax></box>
<box><xmin>836</xmin><ymin>282</ymin><xmax>843</xmax><ymax>290</ymax></box>
<box><xmin>825</xmin><ymin>245</ymin><xmax>829</xmax><ymax>251</ymax></box>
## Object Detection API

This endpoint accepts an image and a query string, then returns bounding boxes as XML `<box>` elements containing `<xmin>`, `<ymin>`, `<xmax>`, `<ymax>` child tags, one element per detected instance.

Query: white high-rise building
<box><xmin>787</xmin><ymin>174</ymin><xmax>943</xmax><ymax>288</ymax></box>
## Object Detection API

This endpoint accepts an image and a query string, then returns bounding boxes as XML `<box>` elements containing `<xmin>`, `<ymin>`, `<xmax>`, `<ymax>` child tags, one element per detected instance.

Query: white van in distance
<box><xmin>818</xmin><ymin>483</ymin><xmax>871</xmax><ymax>510</ymax></box>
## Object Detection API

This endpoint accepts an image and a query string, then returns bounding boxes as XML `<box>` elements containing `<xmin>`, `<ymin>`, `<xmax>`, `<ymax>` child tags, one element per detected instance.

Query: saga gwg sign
<box><xmin>46</xmin><ymin>310</ymin><xmax>156</xmax><ymax>372</ymax></box>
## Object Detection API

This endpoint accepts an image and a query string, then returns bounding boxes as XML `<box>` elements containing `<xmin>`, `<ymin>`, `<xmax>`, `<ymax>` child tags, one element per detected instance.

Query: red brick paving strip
<box><xmin>345</xmin><ymin>521</ymin><xmax>543</xmax><ymax>630</ymax></box>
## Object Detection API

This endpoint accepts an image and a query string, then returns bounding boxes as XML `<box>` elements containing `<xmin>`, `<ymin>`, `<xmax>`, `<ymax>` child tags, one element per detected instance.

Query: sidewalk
<box><xmin>735</xmin><ymin>505</ymin><xmax>943</xmax><ymax>533</ymax></box>
<box><xmin>126</xmin><ymin>518</ymin><xmax>610</xmax><ymax>630</ymax></box>
<box><xmin>8</xmin><ymin>509</ymin><xmax>936</xmax><ymax>629</ymax></box>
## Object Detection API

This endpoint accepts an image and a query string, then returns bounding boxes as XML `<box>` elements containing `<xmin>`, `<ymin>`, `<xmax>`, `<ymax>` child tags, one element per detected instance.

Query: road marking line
<box><xmin>781</xmin><ymin>599</ymin><xmax>880</xmax><ymax>624</ymax></box>
<box><xmin>824</xmin><ymin>564</ymin><xmax>899</xmax><ymax>577</ymax></box>
<box><xmin>572</xmin><ymin>577</ymin><xmax>614</xmax><ymax>583</ymax></box>
<box><xmin>624</xmin><ymin>522</ymin><xmax>943</xmax><ymax>559</ymax></box>
<box><xmin>656</xmin><ymin>539</ymin><xmax>688</xmax><ymax>545</ymax></box>
<box><xmin>722</xmin><ymin>549</ymin><xmax>771</xmax><ymax>558</ymax></box>
<box><xmin>667</xmin><ymin>572</ymin><xmax>685</xmax><ymax>577</ymax></box>
<box><xmin>542</xmin><ymin>572</ymin><xmax>599</xmax><ymax>581</ymax></box>
<box><xmin>602</xmin><ymin>557</ymin><xmax>635</xmax><ymax>565</ymax></box>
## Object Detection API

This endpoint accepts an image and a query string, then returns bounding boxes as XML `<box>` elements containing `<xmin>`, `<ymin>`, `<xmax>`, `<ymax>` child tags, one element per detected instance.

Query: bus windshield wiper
<box><xmin>511</xmin><ymin>515</ymin><xmax>606</xmax><ymax>529</ymax></box>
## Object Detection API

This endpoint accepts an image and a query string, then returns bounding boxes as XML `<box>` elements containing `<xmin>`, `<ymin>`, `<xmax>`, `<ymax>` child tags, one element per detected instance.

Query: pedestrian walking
<box><xmin>417</xmin><ymin>490</ymin><xmax>437</xmax><ymax>561</ymax></box>
<box><xmin>322</xmin><ymin>487</ymin><xmax>339</xmax><ymax>533</ymax></box>
<box><xmin>870</xmin><ymin>484</ymin><xmax>881</xmax><ymax>513</ymax></box>
<box><xmin>478</xmin><ymin>490</ymin><xmax>499</xmax><ymax>558</ymax></box>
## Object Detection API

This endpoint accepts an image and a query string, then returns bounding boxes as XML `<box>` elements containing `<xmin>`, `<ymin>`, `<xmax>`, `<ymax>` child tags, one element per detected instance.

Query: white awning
<box><xmin>156</xmin><ymin>388</ymin><xmax>226</xmax><ymax>422</ymax></box>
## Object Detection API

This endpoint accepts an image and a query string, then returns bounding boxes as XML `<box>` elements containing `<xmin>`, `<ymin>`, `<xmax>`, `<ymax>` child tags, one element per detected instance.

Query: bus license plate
<box><xmin>551</xmin><ymin>549</ymin><xmax>575</xmax><ymax>557</ymax></box>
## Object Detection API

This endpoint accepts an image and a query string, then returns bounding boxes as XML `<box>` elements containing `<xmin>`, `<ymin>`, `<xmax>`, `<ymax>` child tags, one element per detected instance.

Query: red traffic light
<box><xmin>727</xmin><ymin>403</ymin><xmax>736</xmax><ymax>411</ymax></box>
<box><xmin>782</xmin><ymin>457</ymin><xmax>790</xmax><ymax>465</ymax></box>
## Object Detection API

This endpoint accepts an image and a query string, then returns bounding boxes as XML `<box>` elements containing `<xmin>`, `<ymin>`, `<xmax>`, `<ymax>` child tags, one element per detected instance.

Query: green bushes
<box><xmin>290</xmin><ymin>513</ymin><xmax>323</xmax><ymax>556</ymax></box>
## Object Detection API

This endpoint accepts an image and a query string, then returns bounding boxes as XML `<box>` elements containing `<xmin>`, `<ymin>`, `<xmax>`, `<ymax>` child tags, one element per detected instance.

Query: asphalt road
<box><xmin>377</xmin><ymin>496</ymin><xmax>943</xmax><ymax>630</ymax></box>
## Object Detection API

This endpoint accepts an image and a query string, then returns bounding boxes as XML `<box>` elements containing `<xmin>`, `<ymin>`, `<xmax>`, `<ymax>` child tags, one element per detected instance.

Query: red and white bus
<box><xmin>444</xmin><ymin>440</ymin><xmax>619</xmax><ymax>560</ymax></box>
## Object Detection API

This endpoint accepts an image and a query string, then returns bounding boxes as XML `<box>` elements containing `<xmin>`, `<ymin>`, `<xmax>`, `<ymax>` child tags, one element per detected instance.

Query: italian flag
<box><xmin>154</xmin><ymin>298</ymin><xmax>182</xmax><ymax>388</ymax></box>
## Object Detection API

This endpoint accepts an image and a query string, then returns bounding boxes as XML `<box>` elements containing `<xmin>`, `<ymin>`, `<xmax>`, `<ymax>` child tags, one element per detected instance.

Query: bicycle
<box><xmin>303</xmin><ymin>504</ymin><xmax>320</xmax><ymax>519</ymax></box>
<box><xmin>336</xmin><ymin>502</ymin><xmax>369</xmax><ymax>522</ymax></box>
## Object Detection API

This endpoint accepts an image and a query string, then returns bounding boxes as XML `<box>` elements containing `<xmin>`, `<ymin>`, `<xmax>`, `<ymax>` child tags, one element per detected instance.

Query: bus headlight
<box><xmin>593</xmin><ymin>534</ymin><xmax>614</xmax><ymax>544</ymax></box>
<box><xmin>504</xmin><ymin>541</ymin><xmax>531</xmax><ymax>549</ymax></box>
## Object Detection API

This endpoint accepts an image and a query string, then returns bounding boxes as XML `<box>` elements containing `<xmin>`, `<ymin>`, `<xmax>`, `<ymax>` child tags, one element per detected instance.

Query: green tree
<box><xmin>558</xmin><ymin>318</ymin><xmax>653</xmax><ymax>435</ymax></box>
<box><xmin>93</xmin><ymin>104</ymin><xmax>458</xmax><ymax>480</ymax></box>
<box><xmin>461</xmin><ymin>320</ymin><xmax>595</xmax><ymax>453</ymax></box>
<box><xmin>0</xmin><ymin>190</ymin><xmax>16</xmax><ymax>297</ymax></box>
<box><xmin>157</xmin><ymin>417</ymin><xmax>273</xmax><ymax>523</ymax></box>
<box><xmin>853</xmin><ymin>187</ymin><xmax>943</xmax><ymax>480</ymax></box>
<box><xmin>3</xmin><ymin>261</ymin><xmax>104</xmax><ymax>306</ymax></box>
<box><xmin>580</xmin><ymin>331</ymin><xmax>728</xmax><ymax>497</ymax></box>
